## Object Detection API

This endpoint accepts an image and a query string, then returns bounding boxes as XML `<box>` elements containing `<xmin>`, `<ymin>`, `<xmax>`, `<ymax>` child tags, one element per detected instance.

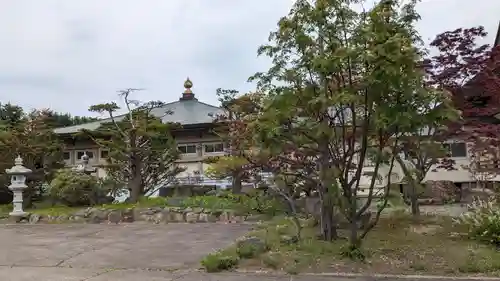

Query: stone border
<box><xmin>23</xmin><ymin>206</ymin><xmax>248</xmax><ymax>224</ymax></box>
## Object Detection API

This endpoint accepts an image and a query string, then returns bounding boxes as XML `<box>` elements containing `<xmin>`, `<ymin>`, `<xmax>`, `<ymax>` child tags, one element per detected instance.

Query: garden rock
<box><xmin>198</xmin><ymin>213</ymin><xmax>217</xmax><ymax>223</ymax></box>
<box><xmin>170</xmin><ymin>212</ymin><xmax>185</xmax><ymax>222</ymax></box>
<box><xmin>22</xmin><ymin>205</ymin><xmax>247</xmax><ymax>225</ymax></box>
<box><xmin>152</xmin><ymin>212</ymin><xmax>165</xmax><ymax>224</ymax></box>
<box><xmin>29</xmin><ymin>213</ymin><xmax>41</xmax><ymax>224</ymax></box>
<box><xmin>73</xmin><ymin>208</ymin><xmax>90</xmax><ymax>218</ymax></box>
<box><xmin>88</xmin><ymin>208</ymin><xmax>109</xmax><ymax>220</ymax></box>
<box><xmin>57</xmin><ymin>215</ymin><xmax>69</xmax><ymax>222</ymax></box>
<box><xmin>122</xmin><ymin>208</ymin><xmax>134</xmax><ymax>222</ymax></box>
<box><xmin>107</xmin><ymin>211</ymin><xmax>122</xmax><ymax>224</ymax></box>
<box><xmin>185</xmin><ymin>212</ymin><xmax>199</xmax><ymax>223</ymax></box>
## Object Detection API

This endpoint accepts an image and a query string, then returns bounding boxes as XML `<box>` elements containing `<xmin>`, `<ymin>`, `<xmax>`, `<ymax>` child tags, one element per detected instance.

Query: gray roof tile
<box><xmin>54</xmin><ymin>99</ymin><xmax>223</xmax><ymax>134</ymax></box>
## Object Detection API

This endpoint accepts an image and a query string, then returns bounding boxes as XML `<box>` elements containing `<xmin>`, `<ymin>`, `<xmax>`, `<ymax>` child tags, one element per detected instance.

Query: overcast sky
<box><xmin>0</xmin><ymin>0</ymin><xmax>498</xmax><ymax>117</ymax></box>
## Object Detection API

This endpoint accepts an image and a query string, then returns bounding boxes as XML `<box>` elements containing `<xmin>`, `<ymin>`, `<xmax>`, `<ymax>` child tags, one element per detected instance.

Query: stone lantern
<box><xmin>73</xmin><ymin>153</ymin><xmax>96</xmax><ymax>175</ymax></box>
<box><xmin>5</xmin><ymin>155</ymin><xmax>32</xmax><ymax>217</ymax></box>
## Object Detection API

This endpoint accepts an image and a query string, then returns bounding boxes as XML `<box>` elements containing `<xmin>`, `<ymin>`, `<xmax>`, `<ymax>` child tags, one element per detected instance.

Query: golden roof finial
<box><xmin>183</xmin><ymin>77</ymin><xmax>193</xmax><ymax>94</ymax></box>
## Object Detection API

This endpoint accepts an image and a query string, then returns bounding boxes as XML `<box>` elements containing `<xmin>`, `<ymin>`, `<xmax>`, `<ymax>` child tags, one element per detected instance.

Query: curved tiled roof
<box><xmin>54</xmin><ymin>99</ymin><xmax>223</xmax><ymax>134</ymax></box>
<box><xmin>54</xmin><ymin>78</ymin><xmax>224</xmax><ymax>134</ymax></box>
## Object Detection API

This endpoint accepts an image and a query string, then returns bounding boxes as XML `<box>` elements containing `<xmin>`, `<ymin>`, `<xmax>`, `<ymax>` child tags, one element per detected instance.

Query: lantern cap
<box><xmin>5</xmin><ymin>155</ymin><xmax>32</xmax><ymax>175</ymax></box>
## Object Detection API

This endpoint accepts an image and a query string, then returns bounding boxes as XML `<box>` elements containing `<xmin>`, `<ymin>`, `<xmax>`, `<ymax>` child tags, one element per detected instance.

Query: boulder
<box><xmin>88</xmin><ymin>208</ymin><xmax>109</xmax><ymax>223</ymax></box>
<box><xmin>107</xmin><ymin>211</ymin><xmax>122</xmax><ymax>224</ymax></box>
<box><xmin>73</xmin><ymin>208</ymin><xmax>91</xmax><ymax>218</ymax></box>
<box><xmin>152</xmin><ymin>212</ymin><xmax>166</xmax><ymax>224</ymax></box>
<box><xmin>29</xmin><ymin>213</ymin><xmax>41</xmax><ymax>224</ymax></box>
<box><xmin>122</xmin><ymin>208</ymin><xmax>134</xmax><ymax>223</ymax></box>
<box><xmin>185</xmin><ymin>212</ymin><xmax>199</xmax><ymax>223</ymax></box>
<box><xmin>165</xmin><ymin>211</ymin><xmax>185</xmax><ymax>222</ymax></box>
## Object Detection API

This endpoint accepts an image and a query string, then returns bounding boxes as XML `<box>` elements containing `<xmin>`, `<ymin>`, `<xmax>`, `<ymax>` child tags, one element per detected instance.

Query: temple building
<box><xmin>53</xmin><ymin>78</ymin><xmax>226</xmax><ymax>183</ymax></box>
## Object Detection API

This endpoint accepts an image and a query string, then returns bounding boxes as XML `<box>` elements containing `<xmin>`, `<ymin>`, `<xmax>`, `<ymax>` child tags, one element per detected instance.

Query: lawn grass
<box><xmin>225</xmin><ymin>212</ymin><xmax>500</xmax><ymax>276</ymax></box>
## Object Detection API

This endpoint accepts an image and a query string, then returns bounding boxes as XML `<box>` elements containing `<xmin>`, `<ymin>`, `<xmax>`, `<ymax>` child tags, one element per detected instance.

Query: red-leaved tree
<box><xmin>425</xmin><ymin>26</ymin><xmax>500</xmax><ymax>186</ymax></box>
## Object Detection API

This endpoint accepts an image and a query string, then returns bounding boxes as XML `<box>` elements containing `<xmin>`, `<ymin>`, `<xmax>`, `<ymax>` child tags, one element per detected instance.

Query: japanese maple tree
<box><xmin>424</xmin><ymin>26</ymin><xmax>500</xmax><ymax>185</ymax></box>
<box><xmin>247</xmin><ymin>0</ymin><xmax>453</xmax><ymax>254</ymax></box>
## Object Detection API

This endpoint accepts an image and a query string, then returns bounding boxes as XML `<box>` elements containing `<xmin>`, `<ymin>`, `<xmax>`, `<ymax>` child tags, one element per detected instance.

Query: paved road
<box><xmin>0</xmin><ymin>223</ymin><xmax>253</xmax><ymax>280</ymax></box>
<box><xmin>0</xmin><ymin>267</ymin><xmax>370</xmax><ymax>281</ymax></box>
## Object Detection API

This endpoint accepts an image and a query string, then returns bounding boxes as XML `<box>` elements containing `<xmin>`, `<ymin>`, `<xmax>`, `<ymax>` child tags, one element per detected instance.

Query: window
<box><xmin>63</xmin><ymin>152</ymin><xmax>71</xmax><ymax>160</ymax></box>
<box><xmin>100</xmin><ymin>150</ymin><xmax>109</xmax><ymax>159</ymax></box>
<box><xmin>178</xmin><ymin>144</ymin><xmax>197</xmax><ymax>154</ymax></box>
<box><xmin>204</xmin><ymin>143</ymin><xmax>224</xmax><ymax>153</ymax></box>
<box><xmin>443</xmin><ymin>143</ymin><xmax>467</xmax><ymax>158</ymax></box>
<box><xmin>76</xmin><ymin>150</ymin><xmax>95</xmax><ymax>161</ymax></box>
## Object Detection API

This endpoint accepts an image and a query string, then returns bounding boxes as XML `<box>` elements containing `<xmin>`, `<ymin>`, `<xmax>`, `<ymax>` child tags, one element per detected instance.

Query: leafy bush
<box><xmin>200</xmin><ymin>252</ymin><xmax>239</xmax><ymax>272</ymax></box>
<box><xmin>235</xmin><ymin>237</ymin><xmax>268</xmax><ymax>259</ymax></box>
<box><xmin>261</xmin><ymin>253</ymin><xmax>280</xmax><ymax>269</ymax></box>
<box><xmin>180</xmin><ymin>195</ymin><xmax>237</xmax><ymax>210</ymax></box>
<box><xmin>455</xmin><ymin>197</ymin><xmax>500</xmax><ymax>245</ymax></box>
<box><xmin>49</xmin><ymin>169</ymin><xmax>104</xmax><ymax>207</ymax></box>
<box><xmin>236</xmin><ymin>189</ymin><xmax>286</xmax><ymax>216</ymax></box>
<box><xmin>177</xmin><ymin>191</ymin><xmax>286</xmax><ymax>216</ymax></box>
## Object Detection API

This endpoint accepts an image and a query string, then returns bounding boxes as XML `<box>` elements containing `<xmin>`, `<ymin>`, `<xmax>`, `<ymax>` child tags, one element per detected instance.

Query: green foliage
<box><xmin>235</xmin><ymin>238</ymin><xmax>268</xmax><ymax>259</ymax></box>
<box><xmin>204</xmin><ymin>156</ymin><xmax>249</xmax><ymax>179</ymax></box>
<box><xmin>237</xmin><ymin>190</ymin><xmax>286</xmax><ymax>216</ymax></box>
<box><xmin>83</xmin><ymin>89</ymin><xmax>183</xmax><ymax>202</ymax></box>
<box><xmin>49</xmin><ymin>169</ymin><xmax>101</xmax><ymax>207</ymax></box>
<box><xmin>261</xmin><ymin>253</ymin><xmax>280</xmax><ymax>269</ymax></box>
<box><xmin>200</xmin><ymin>252</ymin><xmax>239</xmax><ymax>272</ymax></box>
<box><xmin>32</xmin><ymin>109</ymin><xmax>99</xmax><ymax>128</ymax></box>
<box><xmin>236</xmin><ymin>243</ymin><xmax>260</xmax><ymax>259</ymax></box>
<box><xmin>0</xmin><ymin>108</ymin><xmax>65</xmax><ymax>205</ymax></box>
<box><xmin>455</xmin><ymin>197</ymin><xmax>500</xmax><ymax>246</ymax></box>
<box><xmin>175</xmin><ymin>192</ymin><xmax>285</xmax><ymax>216</ymax></box>
<box><xmin>179</xmin><ymin>195</ymin><xmax>237</xmax><ymax>210</ymax></box>
<box><xmin>243</xmin><ymin>0</ymin><xmax>458</xmax><ymax>246</ymax></box>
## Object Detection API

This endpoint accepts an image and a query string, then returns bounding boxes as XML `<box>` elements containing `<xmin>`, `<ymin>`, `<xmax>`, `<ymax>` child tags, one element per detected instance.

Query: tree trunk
<box><xmin>349</xmin><ymin>218</ymin><xmax>360</xmax><ymax>250</ymax></box>
<box><xmin>319</xmin><ymin>195</ymin><xmax>338</xmax><ymax>241</ymax></box>
<box><xmin>318</xmin><ymin>140</ymin><xmax>338</xmax><ymax>241</ymax></box>
<box><xmin>348</xmin><ymin>196</ymin><xmax>359</xmax><ymax>249</ymax></box>
<box><xmin>231</xmin><ymin>173</ymin><xmax>243</xmax><ymax>194</ymax></box>
<box><xmin>127</xmin><ymin>130</ymin><xmax>143</xmax><ymax>204</ymax></box>
<box><xmin>128</xmin><ymin>177</ymin><xmax>142</xmax><ymax>203</ymax></box>
<box><xmin>409</xmin><ymin>184</ymin><xmax>420</xmax><ymax>216</ymax></box>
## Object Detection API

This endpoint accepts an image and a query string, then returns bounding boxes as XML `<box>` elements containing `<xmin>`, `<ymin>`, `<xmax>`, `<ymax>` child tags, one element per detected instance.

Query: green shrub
<box><xmin>180</xmin><ymin>195</ymin><xmax>236</xmax><ymax>210</ymax></box>
<box><xmin>49</xmin><ymin>169</ymin><xmax>102</xmax><ymax>207</ymax></box>
<box><xmin>236</xmin><ymin>243</ymin><xmax>258</xmax><ymax>259</ymax></box>
<box><xmin>236</xmin><ymin>190</ymin><xmax>286</xmax><ymax>216</ymax></box>
<box><xmin>261</xmin><ymin>253</ymin><xmax>280</xmax><ymax>269</ymax></box>
<box><xmin>200</xmin><ymin>252</ymin><xmax>239</xmax><ymax>272</ymax></box>
<box><xmin>455</xmin><ymin>197</ymin><xmax>500</xmax><ymax>245</ymax></box>
<box><xmin>235</xmin><ymin>238</ymin><xmax>267</xmax><ymax>259</ymax></box>
<box><xmin>176</xmin><ymin>191</ymin><xmax>286</xmax><ymax>216</ymax></box>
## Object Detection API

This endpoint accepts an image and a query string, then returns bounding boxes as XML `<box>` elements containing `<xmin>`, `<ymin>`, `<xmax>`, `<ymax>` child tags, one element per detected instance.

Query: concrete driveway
<box><xmin>0</xmin><ymin>223</ymin><xmax>252</xmax><ymax>280</ymax></box>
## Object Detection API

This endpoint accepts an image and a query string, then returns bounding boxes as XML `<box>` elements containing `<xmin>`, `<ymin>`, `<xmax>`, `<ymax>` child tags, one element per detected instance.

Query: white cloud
<box><xmin>0</xmin><ymin>0</ymin><xmax>497</xmax><ymax>116</ymax></box>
